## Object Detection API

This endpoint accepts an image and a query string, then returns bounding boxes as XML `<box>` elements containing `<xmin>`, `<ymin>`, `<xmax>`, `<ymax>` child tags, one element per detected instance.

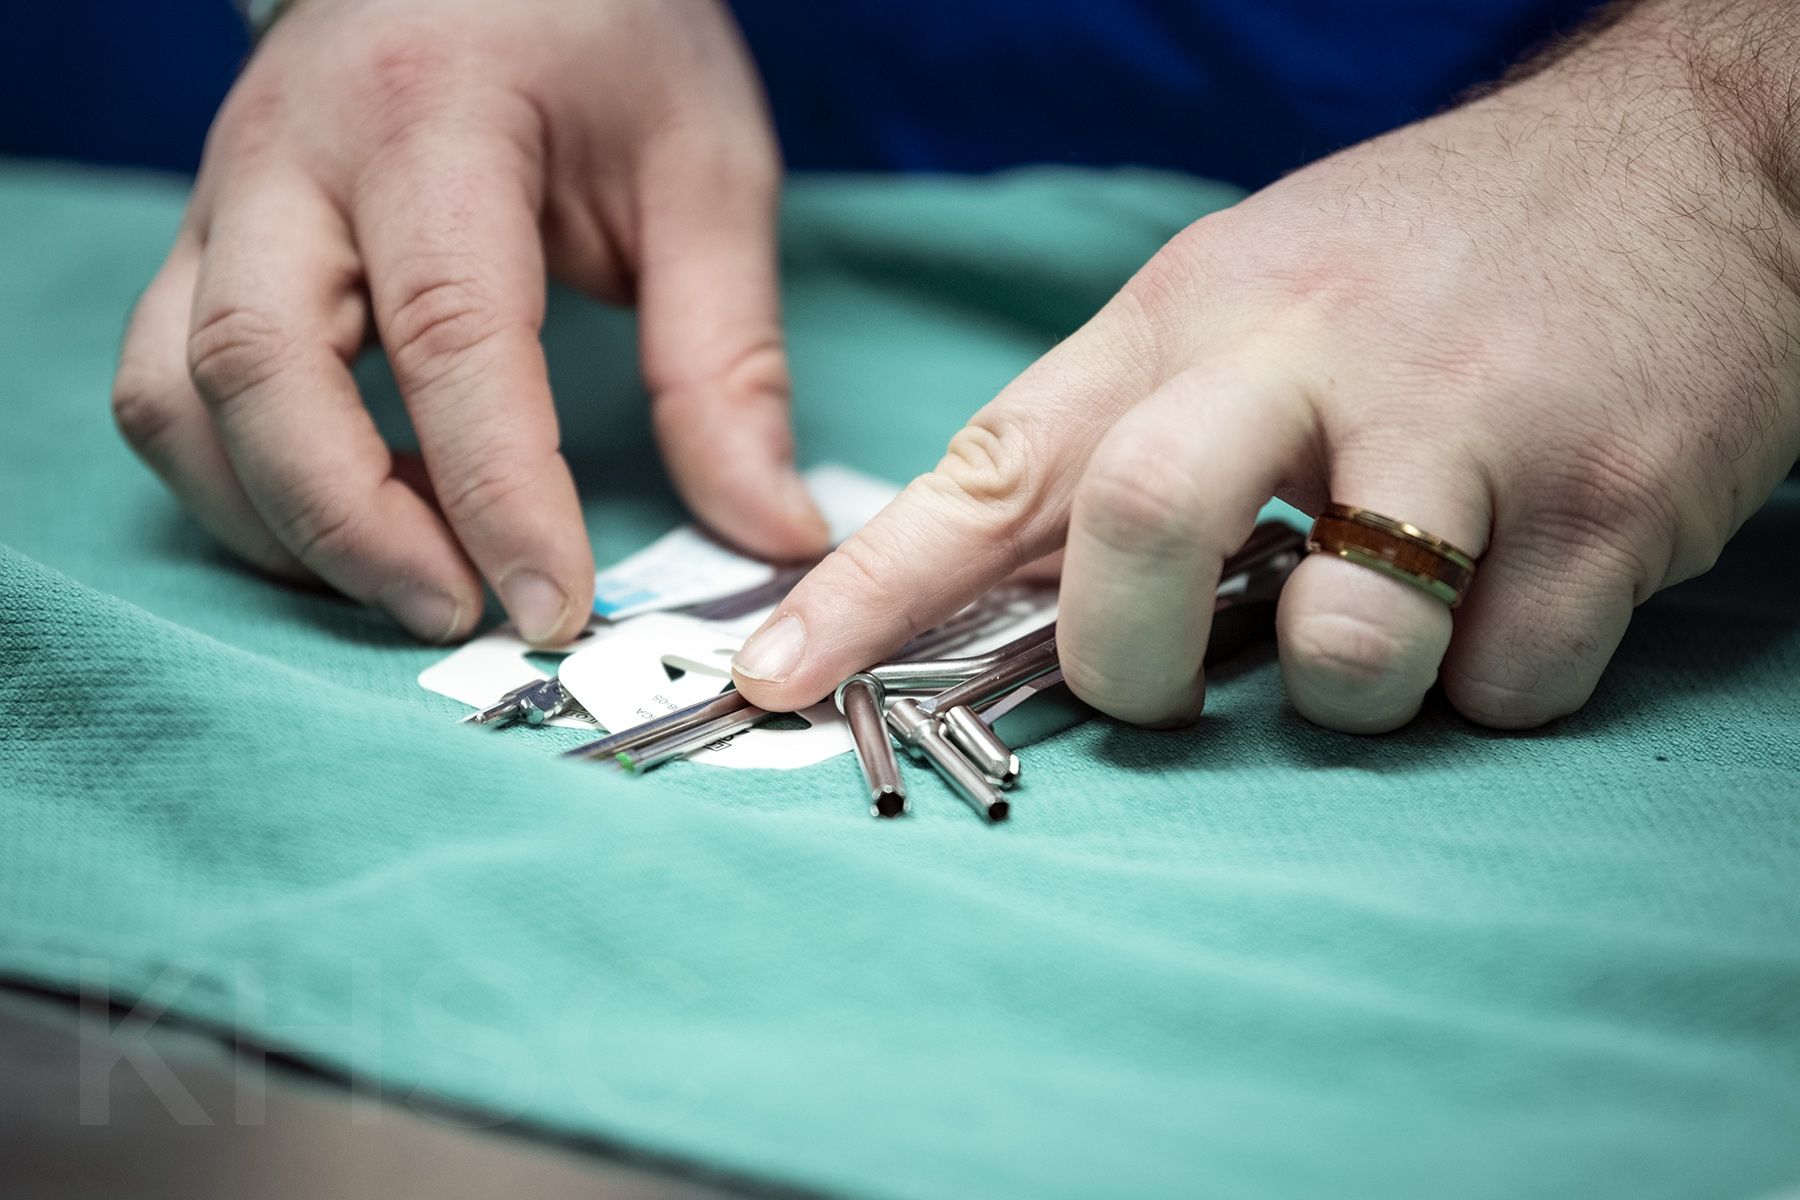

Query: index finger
<box><xmin>356</xmin><ymin>127</ymin><xmax>594</xmax><ymax>645</ymax></box>
<box><xmin>729</xmin><ymin>306</ymin><xmax>1158</xmax><ymax>709</ymax></box>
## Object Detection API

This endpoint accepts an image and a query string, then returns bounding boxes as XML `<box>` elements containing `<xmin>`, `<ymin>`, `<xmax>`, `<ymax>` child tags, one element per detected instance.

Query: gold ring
<box><xmin>1306</xmin><ymin>502</ymin><xmax>1478</xmax><ymax>608</ymax></box>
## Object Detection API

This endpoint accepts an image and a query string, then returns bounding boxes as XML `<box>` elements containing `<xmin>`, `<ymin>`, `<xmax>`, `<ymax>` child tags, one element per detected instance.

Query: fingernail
<box><xmin>380</xmin><ymin>582</ymin><xmax>464</xmax><ymax>643</ymax></box>
<box><xmin>733</xmin><ymin>613</ymin><xmax>806</xmax><ymax>682</ymax></box>
<box><xmin>500</xmin><ymin>569</ymin><xmax>570</xmax><ymax>644</ymax></box>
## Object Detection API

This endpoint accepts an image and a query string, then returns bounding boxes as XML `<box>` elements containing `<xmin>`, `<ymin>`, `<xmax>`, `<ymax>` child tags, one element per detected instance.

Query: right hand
<box><xmin>728</xmin><ymin>37</ymin><xmax>1800</xmax><ymax>734</ymax></box>
<box><xmin>112</xmin><ymin>0</ymin><xmax>828</xmax><ymax>644</ymax></box>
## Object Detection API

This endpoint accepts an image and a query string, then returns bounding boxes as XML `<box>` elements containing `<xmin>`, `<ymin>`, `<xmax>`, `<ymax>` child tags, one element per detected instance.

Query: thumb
<box><xmin>634</xmin><ymin>148</ymin><xmax>830</xmax><ymax>560</ymax></box>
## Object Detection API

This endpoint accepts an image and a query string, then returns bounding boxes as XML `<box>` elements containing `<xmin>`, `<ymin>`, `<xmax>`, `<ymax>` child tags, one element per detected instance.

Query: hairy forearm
<box><xmin>1483</xmin><ymin>0</ymin><xmax>1800</xmax><ymax>462</ymax></box>
<box><xmin>1669</xmin><ymin>0</ymin><xmax>1800</xmax><ymax>219</ymax></box>
<box><xmin>1514</xmin><ymin>0</ymin><xmax>1800</xmax><ymax>252</ymax></box>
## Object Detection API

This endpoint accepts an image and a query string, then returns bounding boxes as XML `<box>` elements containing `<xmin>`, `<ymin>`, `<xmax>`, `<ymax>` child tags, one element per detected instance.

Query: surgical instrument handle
<box><xmin>920</xmin><ymin>637</ymin><xmax>1061</xmax><ymax>716</ymax></box>
<box><xmin>614</xmin><ymin>703</ymin><xmax>774</xmax><ymax>772</ymax></box>
<box><xmin>562</xmin><ymin>689</ymin><xmax>753</xmax><ymax>762</ymax></box>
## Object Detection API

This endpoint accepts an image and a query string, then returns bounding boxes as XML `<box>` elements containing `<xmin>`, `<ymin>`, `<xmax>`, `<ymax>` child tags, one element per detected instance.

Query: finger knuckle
<box><xmin>279</xmin><ymin>487</ymin><xmax>366</xmax><ymax>566</ymax></box>
<box><xmin>110</xmin><ymin>366</ymin><xmax>183</xmax><ymax>457</ymax></box>
<box><xmin>1536</xmin><ymin>435</ymin><xmax>1668</xmax><ymax>543</ymax></box>
<box><xmin>187</xmin><ymin>305</ymin><xmax>292</xmax><ymax>409</ymax></box>
<box><xmin>353</xmin><ymin>30</ymin><xmax>464</xmax><ymax>151</ymax></box>
<box><xmin>824</xmin><ymin>532</ymin><xmax>926</xmax><ymax>635</ymax></box>
<box><xmin>1121</xmin><ymin>210</ymin><xmax>1257</xmax><ymax>340</ymax></box>
<box><xmin>1129</xmin><ymin>229</ymin><xmax>1207</xmax><ymax>316</ymax></box>
<box><xmin>436</xmin><ymin>457</ymin><xmax>538</xmax><ymax>529</ymax></box>
<box><xmin>1074</xmin><ymin>436</ymin><xmax>1199</xmax><ymax>557</ymax></box>
<box><xmin>1089</xmin><ymin>286</ymin><xmax>1178</xmax><ymax>383</ymax></box>
<box><xmin>650</xmin><ymin>335</ymin><xmax>788</xmax><ymax>421</ymax></box>
<box><xmin>1527</xmin><ymin>437</ymin><xmax>1674</xmax><ymax>600</ymax></box>
<box><xmin>383</xmin><ymin>275</ymin><xmax>510</xmax><ymax>386</ymax></box>
<box><xmin>206</xmin><ymin>77</ymin><xmax>287</xmax><ymax>163</ymax></box>
<box><xmin>923</xmin><ymin>409</ymin><xmax>1041</xmax><ymax>562</ymax></box>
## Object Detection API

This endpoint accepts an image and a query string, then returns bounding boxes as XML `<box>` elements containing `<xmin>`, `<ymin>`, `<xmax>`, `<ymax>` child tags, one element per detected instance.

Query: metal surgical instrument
<box><xmin>463</xmin><ymin>677</ymin><xmax>587</xmax><ymax>728</ymax></box>
<box><xmin>606</xmin><ymin>640</ymin><xmax>1042</xmax><ymax>776</ymax></box>
<box><xmin>920</xmin><ymin>634</ymin><xmax>1060</xmax><ymax>716</ymax></box>
<box><xmin>835</xmin><ymin>673</ymin><xmax>907</xmax><ymax>817</ymax></box>
<box><xmin>867</xmin><ymin>622</ymin><xmax>1057</xmax><ymax>694</ymax></box>
<box><xmin>604</xmin><ymin>630</ymin><xmax>1051</xmax><ymax>778</ymax></box>
<box><xmin>561</xmin><ymin>689</ymin><xmax>757</xmax><ymax>763</ymax></box>
<box><xmin>613</xmin><ymin>703</ymin><xmax>772</xmax><ymax>773</ymax></box>
<box><xmin>571</xmin><ymin>521</ymin><xmax>1311</xmax><ymax>804</ymax></box>
<box><xmin>570</xmin><ymin>597</ymin><xmax>1020</xmax><ymax>771</ymax></box>
<box><xmin>886</xmin><ymin>697</ymin><xmax>1010</xmax><ymax>823</ymax></box>
<box><xmin>861</xmin><ymin>521</ymin><xmax>1304</xmax><ymax>700</ymax></box>
<box><xmin>938</xmin><ymin>704</ymin><xmax>1020</xmax><ymax>787</ymax></box>
<box><xmin>841</xmin><ymin>641</ymin><xmax>1039</xmax><ymax>816</ymax></box>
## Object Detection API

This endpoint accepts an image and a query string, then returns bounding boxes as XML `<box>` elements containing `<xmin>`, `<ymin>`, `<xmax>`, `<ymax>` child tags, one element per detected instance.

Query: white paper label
<box><xmin>557</xmin><ymin>613</ymin><xmax>850</xmax><ymax>770</ymax></box>
<box><xmin>415</xmin><ymin>620</ymin><xmax>610</xmax><ymax>729</ymax></box>
<box><xmin>420</xmin><ymin>462</ymin><xmax>1076</xmax><ymax>768</ymax></box>
<box><xmin>590</xmin><ymin>462</ymin><xmax>901</xmax><ymax>620</ymax></box>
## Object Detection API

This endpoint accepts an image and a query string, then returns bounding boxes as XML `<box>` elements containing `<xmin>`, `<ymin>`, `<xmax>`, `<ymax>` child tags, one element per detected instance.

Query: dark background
<box><xmin>3</xmin><ymin>0</ymin><xmax>1604</xmax><ymax>187</ymax></box>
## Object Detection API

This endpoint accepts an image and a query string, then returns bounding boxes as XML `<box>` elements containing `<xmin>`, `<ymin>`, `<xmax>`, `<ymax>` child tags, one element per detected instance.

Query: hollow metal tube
<box><xmin>561</xmin><ymin>689</ymin><xmax>753</xmax><ymax>762</ymax></box>
<box><xmin>860</xmin><ymin>523</ymin><xmax>1300</xmax><ymax>696</ymax></box>
<box><xmin>939</xmin><ymin>704</ymin><xmax>1020</xmax><ymax>788</ymax></box>
<box><xmin>886</xmin><ymin>698</ymin><xmax>1009</xmax><ymax>823</ymax></box>
<box><xmin>920</xmin><ymin>636</ymin><xmax>1060</xmax><ymax>717</ymax></box>
<box><xmin>614</xmin><ymin>704</ymin><xmax>773</xmax><ymax>772</ymax></box>
<box><xmin>868</xmin><ymin>621</ymin><xmax>1057</xmax><ymax>692</ymax></box>
<box><xmin>835</xmin><ymin>673</ymin><xmax>906</xmax><ymax>817</ymax></box>
<box><xmin>570</xmin><ymin>524</ymin><xmax>1303</xmax><ymax>766</ymax></box>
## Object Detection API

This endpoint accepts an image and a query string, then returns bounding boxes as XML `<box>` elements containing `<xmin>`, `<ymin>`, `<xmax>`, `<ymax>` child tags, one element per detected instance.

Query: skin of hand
<box><xmin>732</xmin><ymin>0</ymin><xmax>1800</xmax><ymax>734</ymax></box>
<box><xmin>112</xmin><ymin>0</ymin><xmax>829</xmax><ymax>645</ymax></box>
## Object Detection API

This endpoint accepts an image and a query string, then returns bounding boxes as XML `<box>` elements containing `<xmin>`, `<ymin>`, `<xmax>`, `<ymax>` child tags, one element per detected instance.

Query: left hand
<box><xmin>729</xmin><ymin>5</ymin><xmax>1800</xmax><ymax>733</ymax></box>
<box><xmin>111</xmin><ymin>0</ymin><xmax>824</xmax><ymax>647</ymax></box>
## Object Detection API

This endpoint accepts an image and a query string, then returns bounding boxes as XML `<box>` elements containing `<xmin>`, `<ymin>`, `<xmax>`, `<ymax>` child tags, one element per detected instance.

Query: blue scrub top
<box><xmin>4</xmin><ymin>1</ymin><xmax>1605</xmax><ymax>183</ymax></box>
<box><xmin>732</xmin><ymin>0</ymin><xmax>1607</xmax><ymax>187</ymax></box>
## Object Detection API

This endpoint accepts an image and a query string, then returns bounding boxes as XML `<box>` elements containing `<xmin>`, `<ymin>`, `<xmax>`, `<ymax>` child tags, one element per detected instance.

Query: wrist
<box><xmin>1658</xmin><ymin>1</ymin><xmax>1800</xmax><ymax>435</ymax></box>
<box><xmin>1520</xmin><ymin>2</ymin><xmax>1800</xmax><ymax>274</ymax></box>
<box><xmin>1669</xmin><ymin>5</ymin><xmax>1800</xmax><ymax>229</ymax></box>
<box><xmin>1519</xmin><ymin>3</ymin><xmax>1799</xmax><ymax>416</ymax></box>
<box><xmin>1463</xmin><ymin>0</ymin><xmax>1800</xmax><ymax>467</ymax></box>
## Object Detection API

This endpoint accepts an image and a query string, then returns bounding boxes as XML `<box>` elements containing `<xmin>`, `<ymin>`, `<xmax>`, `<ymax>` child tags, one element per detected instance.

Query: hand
<box><xmin>731</xmin><ymin>4</ymin><xmax>1800</xmax><ymax>732</ymax></box>
<box><xmin>112</xmin><ymin>0</ymin><xmax>827</xmax><ymax>644</ymax></box>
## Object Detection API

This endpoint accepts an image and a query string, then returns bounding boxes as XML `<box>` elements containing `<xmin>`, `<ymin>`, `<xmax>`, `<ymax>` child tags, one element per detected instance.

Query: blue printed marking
<box><xmin>593</xmin><ymin>586</ymin><xmax>659</xmax><ymax>616</ymax></box>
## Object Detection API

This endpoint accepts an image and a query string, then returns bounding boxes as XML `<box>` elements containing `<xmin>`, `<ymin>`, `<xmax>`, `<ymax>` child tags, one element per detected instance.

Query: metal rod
<box><xmin>920</xmin><ymin>636</ymin><xmax>1060</xmax><ymax>716</ymax></box>
<box><xmin>939</xmin><ymin>704</ymin><xmax>1020</xmax><ymax>787</ymax></box>
<box><xmin>835</xmin><ymin>673</ymin><xmax>907</xmax><ymax>817</ymax></box>
<box><xmin>886</xmin><ymin>698</ymin><xmax>1009</xmax><ymax>823</ymax></box>
<box><xmin>561</xmin><ymin>689</ymin><xmax>753</xmax><ymax>762</ymax></box>
<box><xmin>615</xmin><ymin>704</ymin><xmax>773</xmax><ymax>772</ymax></box>
<box><xmin>869</xmin><ymin>621</ymin><xmax>1057</xmax><ymax>692</ymax></box>
<box><xmin>860</xmin><ymin>523</ymin><xmax>1300</xmax><ymax>696</ymax></box>
<box><xmin>463</xmin><ymin>677</ymin><xmax>575</xmax><ymax>727</ymax></box>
